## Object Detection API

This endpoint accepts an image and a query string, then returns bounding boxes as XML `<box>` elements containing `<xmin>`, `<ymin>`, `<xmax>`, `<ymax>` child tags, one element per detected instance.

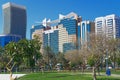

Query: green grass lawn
<box><xmin>18</xmin><ymin>72</ymin><xmax>120</xmax><ymax>80</ymax></box>
<box><xmin>111</xmin><ymin>70</ymin><xmax>120</xmax><ymax>74</ymax></box>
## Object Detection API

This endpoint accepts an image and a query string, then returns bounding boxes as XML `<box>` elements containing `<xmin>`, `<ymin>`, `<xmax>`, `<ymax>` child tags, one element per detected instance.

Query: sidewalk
<box><xmin>78</xmin><ymin>72</ymin><xmax>120</xmax><ymax>78</ymax></box>
<box><xmin>111</xmin><ymin>74</ymin><xmax>120</xmax><ymax>77</ymax></box>
<box><xmin>0</xmin><ymin>74</ymin><xmax>26</xmax><ymax>80</ymax></box>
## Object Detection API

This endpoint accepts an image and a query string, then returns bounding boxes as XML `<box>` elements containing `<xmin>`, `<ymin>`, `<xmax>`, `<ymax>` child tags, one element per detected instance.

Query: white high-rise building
<box><xmin>95</xmin><ymin>14</ymin><xmax>120</xmax><ymax>38</ymax></box>
<box><xmin>95</xmin><ymin>17</ymin><xmax>105</xmax><ymax>35</ymax></box>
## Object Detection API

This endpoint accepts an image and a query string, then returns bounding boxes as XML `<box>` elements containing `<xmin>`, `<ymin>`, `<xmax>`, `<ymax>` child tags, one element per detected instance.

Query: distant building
<box><xmin>78</xmin><ymin>21</ymin><xmax>95</xmax><ymax>48</ymax></box>
<box><xmin>2</xmin><ymin>2</ymin><xmax>27</xmax><ymax>38</ymax></box>
<box><xmin>31</xmin><ymin>12</ymin><xmax>81</xmax><ymax>53</ymax></box>
<box><xmin>80</xmin><ymin>21</ymin><xmax>95</xmax><ymax>45</ymax></box>
<box><xmin>31</xmin><ymin>25</ymin><xmax>44</xmax><ymax>53</ymax></box>
<box><xmin>95</xmin><ymin>17</ymin><xmax>105</xmax><ymax>35</ymax></box>
<box><xmin>31</xmin><ymin>25</ymin><xmax>44</xmax><ymax>39</ymax></box>
<box><xmin>0</xmin><ymin>34</ymin><xmax>21</xmax><ymax>47</ymax></box>
<box><xmin>95</xmin><ymin>14</ymin><xmax>120</xmax><ymax>39</ymax></box>
<box><xmin>59</xmin><ymin>18</ymin><xmax>78</xmax><ymax>52</ymax></box>
<box><xmin>43</xmin><ymin>26</ymin><xmax>59</xmax><ymax>53</ymax></box>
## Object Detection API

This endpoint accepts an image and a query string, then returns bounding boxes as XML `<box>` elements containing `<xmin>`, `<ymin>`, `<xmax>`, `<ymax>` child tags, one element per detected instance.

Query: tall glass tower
<box><xmin>59</xmin><ymin>18</ymin><xmax>78</xmax><ymax>52</ymax></box>
<box><xmin>2</xmin><ymin>2</ymin><xmax>27</xmax><ymax>38</ymax></box>
<box><xmin>80</xmin><ymin>21</ymin><xmax>95</xmax><ymax>45</ymax></box>
<box><xmin>43</xmin><ymin>30</ymin><xmax>59</xmax><ymax>53</ymax></box>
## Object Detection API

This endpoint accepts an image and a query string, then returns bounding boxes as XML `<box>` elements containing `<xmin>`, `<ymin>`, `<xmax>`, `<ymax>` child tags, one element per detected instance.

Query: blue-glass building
<box><xmin>77</xmin><ymin>24</ymin><xmax>81</xmax><ymax>49</ymax></box>
<box><xmin>59</xmin><ymin>18</ymin><xmax>77</xmax><ymax>35</ymax></box>
<box><xmin>31</xmin><ymin>12</ymin><xmax>81</xmax><ymax>53</ymax></box>
<box><xmin>43</xmin><ymin>30</ymin><xmax>59</xmax><ymax>54</ymax></box>
<box><xmin>59</xmin><ymin>18</ymin><xmax>78</xmax><ymax>52</ymax></box>
<box><xmin>0</xmin><ymin>34</ymin><xmax>21</xmax><ymax>47</ymax></box>
<box><xmin>78</xmin><ymin>21</ymin><xmax>95</xmax><ymax>46</ymax></box>
<box><xmin>63</xmin><ymin>43</ymin><xmax>76</xmax><ymax>52</ymax></box>
<box><xmin>49</xmin><ymin>30</ymin><xmax>59</xmax><ymax>53</ymax></box>
<box><xmin>30</xmin><ymin>25</ymin><xmax>44</xmax><ymax>39</ymax></box>
<box><xmin>43</xmin><ymin>33</ymin><xmax>49</xmax><ymax>48</ymax></box>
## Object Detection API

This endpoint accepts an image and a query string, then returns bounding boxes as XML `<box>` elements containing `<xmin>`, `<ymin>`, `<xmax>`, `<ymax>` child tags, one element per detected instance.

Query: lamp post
<box><xmin>105</xmin><ymin>49</ymin><xmax>111</xmax><ymax>76</ymax></box>
<box><xmin>105</xmin><ymin>49</ymin><xmax>108</xmax><ymax>70</ymax></box>
<box><xmin>105</xmin><ymin>49</ymin><xmax>111</xmax><ymax>70</ymax></box>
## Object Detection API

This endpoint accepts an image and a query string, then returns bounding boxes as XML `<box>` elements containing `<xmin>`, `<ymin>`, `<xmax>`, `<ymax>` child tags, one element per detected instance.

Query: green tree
<box><xmin>0</xmin><ymin>46</ymin><xmax>8</xmax><ymax>72</ymax></box>
<box><xmin>56</xmin><ymin>52</ymin><xmax>68</xmax><ymax>69</ymax></box>
<box><xmin>116</xmin><ymin>48</ymin><xmax>120</xmax><ymax>67</ymax></box>
<box><xmin>81</xmin><ymin>34</ymin><xmax>108</xmax><ymax>80</ymax></box>
<box><xmin>43</xmin><ymin>46</ymin><xmax>55</xmax><ymax>70</ymax></box>
<box><xmin>18</xmin><ymin>38</ymin><xmax>42</xmax><ymax>71</ymax></box>
<box><xmin>65</xmin><ymin>50</ymin><xmax>83</xmax><ymax>70</ymax></box>
<box><xmin>5</xmin><ymin>42</ymin><xmax>22</xmax><ymax>80</ymax></box>
<box><xmin>107</xmin><ymin>39</ymin><xmax>120</xmax><ymax>69</ymax></box>
<box><xmin>18</xmin><ymin>39</ymin><xmax>30</xmax><ymax>69</ymax></box>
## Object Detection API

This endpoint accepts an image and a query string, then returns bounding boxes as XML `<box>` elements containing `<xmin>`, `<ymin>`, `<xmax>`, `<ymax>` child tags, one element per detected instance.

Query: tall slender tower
<box><xmin>2</xmin><ymin>2</ymin><xmax>27</xmax><ymax>38</ymax></box>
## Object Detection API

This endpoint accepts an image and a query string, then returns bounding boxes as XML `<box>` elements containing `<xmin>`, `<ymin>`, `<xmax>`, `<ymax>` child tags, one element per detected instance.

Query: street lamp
<box><xmin>105</xmin><ymin>49</ymin><xmax>111</xmax><ymax>76</ymax></box>
<box><xmin>105</xmin><ymin>49</ymin><xmax>108</xmax><ymax>70</ymax></box>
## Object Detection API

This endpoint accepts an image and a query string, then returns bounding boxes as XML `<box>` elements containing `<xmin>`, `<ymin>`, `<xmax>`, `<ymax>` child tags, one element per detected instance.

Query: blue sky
<box><xmin>0</xmin><ymin>0</ymin><xmax>120</xmax><ymax>39</ymax></box>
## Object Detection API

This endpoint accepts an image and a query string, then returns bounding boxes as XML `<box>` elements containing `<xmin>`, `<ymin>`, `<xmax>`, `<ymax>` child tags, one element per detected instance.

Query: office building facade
<box><xmin>81</xmin><ymin>21</ymin><xmax>95</xmax><ymax>45</ymax></box>
<box><xmin>95</xmin><ymin>14</ymin><xmax>120</xmax><ymax>39</ymax></box>
<box><xmin>43</xmin><ymin>27</ymin><xmax>59</xmax><ymax>53</ymax></box>
<box><xmin>2</xmin><ymin>2</ymin><xmax>27</xmax><ymax>38</ymax></box>
<box><xmin>58</xmin><ymin>18</ymin><xmax>78</xmax><ymax>52</ymax></box>
<box><xmin>78</xmin><ymin>21</ymin><xmax>95</xmax><ymax>48</ymax></box>
<box><xmin>42</xmin><ymin>24</ymin><xmax>74</xmax><ymax>53</ymax></box>
<box><xmin>31</xmin><ymin>12</ymin><xmax>80</xmax><ymax>53</ymax></box>
<box><xmin>95</xmin><ymin>17</ymin><xmax>105</xmax><ymax>35</ymax></box>
<box><xmin>31</xmin><ymin>24</ymin><xmax>44</xmax><ymax>53</ymax></box>
<box><xmin>0</xmin><ymin>34</ymin><xmax>21</xmax><ymax>47</ymax></box>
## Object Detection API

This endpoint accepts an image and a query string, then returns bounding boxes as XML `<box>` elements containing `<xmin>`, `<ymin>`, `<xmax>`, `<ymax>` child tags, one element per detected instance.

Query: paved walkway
<box><xmin>84</xmin><ymin>73</ymin><xmax>120</xmax><ymax>77</ymax></box>
<box><xmin>111</xmin><ymin>74</ymin><xmax>120</xmax><ymax>77</ymax></box>
<box><xmin>0</xmin><ymin>74</ymin><xmax>26</xmax><ymax>80</ymax></box>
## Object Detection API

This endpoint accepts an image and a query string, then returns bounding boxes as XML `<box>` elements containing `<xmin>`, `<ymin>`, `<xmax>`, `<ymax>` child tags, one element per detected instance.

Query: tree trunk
<box><xmin>113</xmin><ymin>53</ymin><xmax>116</xmax><ymax>70</ymax></box>
<box><xmin>6</xmin><ymin>59</ymin><xmax>17</xmax><ymax>80</ymax></box>
<box><xmin>81</xmin><ymin>65</ymin><xmax>85</xmax><ymax>74</ymax></box>
<box><xmin>92</xmin><ymin>67</ymin><xmax>96</xmax><ymax>80</ymax></box>
<box><xmin>10</xmin><ymin>71</ymin><xmax>18</xmax><ymax>80</ymax></box>
<box><xmin>10</xmin><ymin>72</ymin><xmax>13</xmax><ymax>80</ymax></box>
<box><xmin>97</xmin><ymin>67</ymin><xmax>100</xmax><ymax>76</ymax></box>
<box><xmin>82</xmin><ymin>67</ymin><xmax>84</xmax><ymax>73</ymax></box>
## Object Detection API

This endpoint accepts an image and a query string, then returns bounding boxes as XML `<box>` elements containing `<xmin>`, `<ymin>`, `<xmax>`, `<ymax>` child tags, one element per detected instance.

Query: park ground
<box><xmin>0</xmin><ymin>70</ymin><xmax>120</xmax><ymax>80</ymax></box>
<box><xmin>18</xmin><ymin>70</ymin><xmax>120</xmax><ymax>80</ymax></box>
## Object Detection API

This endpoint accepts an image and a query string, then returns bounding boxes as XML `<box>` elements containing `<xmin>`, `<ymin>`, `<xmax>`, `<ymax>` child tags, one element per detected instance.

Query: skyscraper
<box><xmin>81</xmin><ymin>21</ymin><xmax>95</xmax><ymax>44</ymax></box>
<box><xmin>43</xmin><ymin>26</ymin><xmax>59</xmax><ymax>53</ymax></box>
<box><xmin>95</xmin><ymin>17</ymin><xmax>105</xmax><ymax>35</ymax></box>
<box><xmin>59</xmin><ymin>18</ymin><xmax>78</xmax><ymax>52</ymax></box>
<box><xmin>105</xmin><ymin>14</ymin><xmax>120</xmax><ymax>38</ymax></box>
<box><xmin>31</xmin><ymin>12</ymin><xmax>81</xmax><ymax>53</ymax></box>
<box><xmin>2</xmin><ymin>2</ymin><xmax>27</xmax><ymax>38</ymax></box>
<box><xmin>78</xmin><ymin>21</ymin><xmax>95</xmax><ymax>48</ymax></box>
<box><xmin>95</xmin><ymin>14</ymin><xmax>120</xmax><ymax>39</ymax></box>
